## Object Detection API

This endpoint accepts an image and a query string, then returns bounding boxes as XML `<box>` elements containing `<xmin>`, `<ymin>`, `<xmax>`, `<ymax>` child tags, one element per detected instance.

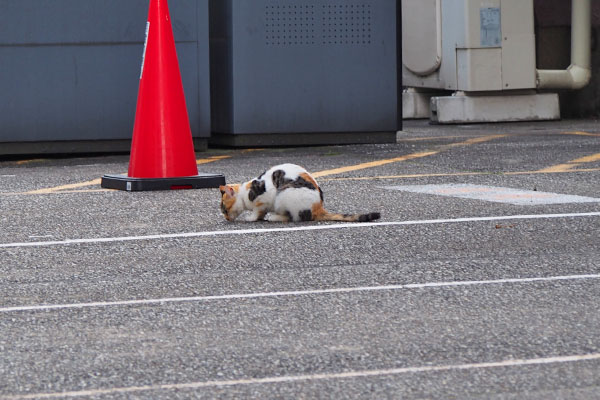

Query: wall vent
<box><xmin>265</xmin><ymin>3</ymin><xmax>372</xmax><ymax>46</ymax></box>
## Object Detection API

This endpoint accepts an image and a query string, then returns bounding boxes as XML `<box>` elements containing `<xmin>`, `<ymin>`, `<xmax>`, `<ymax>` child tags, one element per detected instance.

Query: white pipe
<box><xmin>536</xmin><ymin>0</ymin><xmax>592</xmax><ymax>90</ymax></box>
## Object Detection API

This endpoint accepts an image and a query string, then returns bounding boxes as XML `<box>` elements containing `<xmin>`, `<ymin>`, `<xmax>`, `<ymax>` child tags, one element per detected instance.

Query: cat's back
<box><xmin>265</xmin><ymin>163</ymin><xmax>309</xmax><ymax>182</ymax></box>
<box><xmin>246</xmin><ymin>164</ymin><xmax>308</xmax><ymax>202</ymax></box>
<box><xmin>264</xmin><ymin>164</ymin><xmax>315</xmax><ymax>191</ymax></box>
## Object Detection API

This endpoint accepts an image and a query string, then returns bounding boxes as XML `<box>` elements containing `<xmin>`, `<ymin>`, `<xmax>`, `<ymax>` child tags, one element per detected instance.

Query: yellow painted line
<box><xmin>443</xmin><ymin>134</ymin><xmax>507</xmax><ymax>147</ymax></box>
<box><xmin>15</xmin><ymin>159</ymin><xmax>47</xmax><ymax>166</ymax></box>
<box><xmin>563</xmin><ymin>131</ymin><xmax>600</xmax><ymax>137</ymax></box>
<box><xmin>197</xmin><ymin>155</ymin><xmax>231</xmax><ymax>165</ymax></box>
<box><xmin>321</xmin><ymin>168</ymin><xmax>600</xmax><ymax>182</ymax></box>
<box><xmin>19</xmin><ymin>189</ymin><xmax>111</xmax><ymax>195</ymax></box>
<box><xmin>537</xmin><ymin>152</ymin><xmax>600</xmax><ymax>173</ymax></box>
<box><xmin>313</xmin><ymin>134</ymin><xmax>507</xmax><ymax>178</ymax></box>
<box><xmin>48</xmin><ymin>189</ymin><xmax>110</xmax><ymax>194</ymax></box>
<box><xmin>536</xmin><ymin>163</ymin><xmax>574</xmax><ymax>173</ymax></box>
<box><xmin>321</xmin><ymin>172</ymin><xmax>491</xmax><ymax>181</ymax></box>
<box><xmin>507</xmin><ymin>167</ymin><xmax>600</xmax><ymax>175</ymax></box>
<box><xmin>8</xmin><ymin>155</ymin><xmax>232</xmax><ymax>196</ymax></box>
<box><xmin>14</xmin><ymin>168</ymin><xmax>599</xmax><ymax>191</ymax></box>
<box><xmin>10</xmin><ymin>134</ymin><xmax>498</xmax><ymax>193</ymax></box>
<box><xmin>397</xmin><ymin>135</ymin><xmax>469</xmax><ymax>142</ymax></box>
<box><xmin>572</xmin><ymin>153</ymin><xmax>600</xmax><ymax>163</ymax></box>
<box><xmin>21</xmin><ymin>178</ymin><xmax>103</xmax><ymax>195</ymax></box>
<box><xmin>312</xmin><ymin>151</ymin><xmax>439</xmax><ymax>178</ymax></box>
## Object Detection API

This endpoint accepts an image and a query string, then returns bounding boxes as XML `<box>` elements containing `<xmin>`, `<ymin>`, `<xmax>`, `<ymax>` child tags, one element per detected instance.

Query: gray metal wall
<box><xmin>210</xmin><ymin>0</ymin><xmax>398</xmax><ymax>135</ymax></box>
<box><xmin>0</xmin><ymin>0</ymin><xmax>211</xmax><ymax>152</ymax></box>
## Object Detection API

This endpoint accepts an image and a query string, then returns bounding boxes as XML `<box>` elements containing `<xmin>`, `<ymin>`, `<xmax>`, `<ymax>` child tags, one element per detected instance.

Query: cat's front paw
<box><xmin>242</xmin><ymin>210</ymin><xmax>267</xmax><ymax>222</ymax></box>
<box><xmin>265</xmin><ymin>213</ymin><xmax>290</xmax><ymax>223</ymax></box>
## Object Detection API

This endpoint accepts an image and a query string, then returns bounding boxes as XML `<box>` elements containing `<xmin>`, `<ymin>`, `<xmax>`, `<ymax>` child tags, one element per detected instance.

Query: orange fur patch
<box><xmin>221</xmin><ymin>185</ymin><xmax>239</xmax><ymax>209</ymax></box>
<box><xmin>311</xmin><ymin>201</ymin><xmax>327</xmax><ymax>220</ymax></box>
<box><xmin>222</xmin><ymin>195</ymin><xmax>236</xmax><ymax>210</ymax></box>
<box><xmin>225</xmin><ymin>183</ymin><xmax>240</xmax><ymax>193</ymax></box>
<box><xmin>300</xmin><ymin>172</ymin><xmax>319</xmax><ymax>190</ymax></box>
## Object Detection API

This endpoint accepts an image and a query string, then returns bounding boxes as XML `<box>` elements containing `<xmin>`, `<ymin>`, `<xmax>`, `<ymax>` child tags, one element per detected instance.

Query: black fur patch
<box><xmin>272</xmin><ymin>170</ymin><xmax>289</xmax><ymax>189</ymax></box>
<box><xmin>293</xmin><ymin>176</ymin><xmax>317</xmax><ymax>190</ymax></box>
<box><xmin>358</xmin><ymin>212</ymin><xmax>381</xmax><ymax>222</ymax></box>
<box><xmin>284</xmin><ymin>211</ymin><xmax>293</xmax><ymax>221</ymax></box>
<box><xmin>298</xmin><ymin>209</ymin><xmax>313</xmax><ymax>221</ymax></box>
<box><xmin>278</xmin><ymin>176</ymin><xmax>317</xmax><ymax>192</ymax></box>
<box><xmin>272</xmin><ymin>170</ymin><xmax>320</xmax><ymax>193</ymax></box>
<box><xmin>248</xmin><ymin>179</ymin><xmax>266</xmax><ymax>202</ymax></box>
<box><xmin>318</xmin><ymin>187</ymin><xmax>324</xmax><ymax>201</ymax></box>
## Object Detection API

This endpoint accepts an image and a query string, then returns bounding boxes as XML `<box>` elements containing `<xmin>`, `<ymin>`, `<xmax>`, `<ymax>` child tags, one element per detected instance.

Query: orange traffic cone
<box><xmin>101</xmin><ymin>0</ymin><xmax>225</xmax><ymax>191</ymax></box>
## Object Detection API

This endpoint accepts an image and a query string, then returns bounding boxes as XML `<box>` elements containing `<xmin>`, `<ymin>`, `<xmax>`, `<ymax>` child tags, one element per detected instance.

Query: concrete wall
<box><xmin>535</xmin><ymin>0</ymin><xmax>600</xmax><ymax>117</ymax></box>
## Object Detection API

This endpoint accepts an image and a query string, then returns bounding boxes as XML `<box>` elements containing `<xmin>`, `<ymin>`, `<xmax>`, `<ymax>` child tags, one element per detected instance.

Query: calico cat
<box><xmin>219</xmin><ymin>163</ymin><xmax>381</xmax><ymax>223</ymax></box>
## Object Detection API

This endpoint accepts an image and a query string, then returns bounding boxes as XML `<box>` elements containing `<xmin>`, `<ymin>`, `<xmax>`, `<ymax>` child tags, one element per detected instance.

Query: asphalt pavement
<box><xmin>1</xmin><ymin>119</ymin><xmax>599</xmax><ymax>399</ymax></box>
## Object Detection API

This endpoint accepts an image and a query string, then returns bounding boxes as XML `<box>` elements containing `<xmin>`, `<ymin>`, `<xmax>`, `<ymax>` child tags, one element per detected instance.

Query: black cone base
<box><xmin>101</xmin><ymin>174</ymin><xmax>226</xmax><ymax>191</ymax></box>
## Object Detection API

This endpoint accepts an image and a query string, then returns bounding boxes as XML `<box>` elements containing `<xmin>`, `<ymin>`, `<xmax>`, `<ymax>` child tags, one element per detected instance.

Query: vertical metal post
<box><xmin>396</xmin><ymin>0</ymin><xmax>403</xmax><ymax>131</ymax></box>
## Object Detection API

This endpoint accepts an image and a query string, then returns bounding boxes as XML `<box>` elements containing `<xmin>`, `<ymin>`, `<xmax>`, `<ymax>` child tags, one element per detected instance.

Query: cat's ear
<box><xmin>220</xmin><ymin>185</ymin><xmax>236</xmax><ymax>197</ymax></box>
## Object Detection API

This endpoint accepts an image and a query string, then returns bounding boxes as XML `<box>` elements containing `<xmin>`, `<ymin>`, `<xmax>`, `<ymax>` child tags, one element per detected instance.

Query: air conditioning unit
<box><xmin>402</xmin><ymin>0</ymin><xmax>591</xmax><ymax>123</ymax></box>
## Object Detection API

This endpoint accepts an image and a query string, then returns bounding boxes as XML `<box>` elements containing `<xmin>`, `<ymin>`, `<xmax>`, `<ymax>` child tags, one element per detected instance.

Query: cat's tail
<box><xmin>313</xmin><ymin>209</ymin><xmax>381</xmax><ymax>222</ymax></box>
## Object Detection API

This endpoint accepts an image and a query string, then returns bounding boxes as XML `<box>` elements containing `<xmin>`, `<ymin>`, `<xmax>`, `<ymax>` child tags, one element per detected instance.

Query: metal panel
<box><xmin>210</xmin><ymin>0</ymin><xmax>398</xmax><ymax>135</ymax></box>
<box><xmin>402</xmin><ymin>0</ymin><xmax>441</xmax><ymax>76</ymax></box>
<box><xmin>501</xmin><ymin>0</ymin><xmax>536</xmax><ymax>89</ymax></box>
<box><xmin>0</xmin><ymin>0</ymin><xmax>211</xmax><ymax>150</ymax></box>
<box><xmin>403</xmin><ymin>0</ymin><xmax>536</xmax><ymax>92</ymax></box>
<box><xmin>457</xmin><ymin>48</ymin><xmax>503</xmax><ymax>91</ymax></box>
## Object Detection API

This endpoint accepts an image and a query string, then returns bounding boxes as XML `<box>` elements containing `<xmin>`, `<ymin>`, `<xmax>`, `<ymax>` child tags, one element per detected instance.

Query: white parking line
<box><xmin>3</xmin><ymin>353</ymin><xmax>600</xmax><ymax>399</ymax></box>
<box><xmin>1</xmin><ymin>211</ymin><xmax>599</xmax><ymax>249</ymax></box>
<box><xmin>2</xmin><ymin>273</ymin><xmax>599</xmax><ymax>314</ymax></box>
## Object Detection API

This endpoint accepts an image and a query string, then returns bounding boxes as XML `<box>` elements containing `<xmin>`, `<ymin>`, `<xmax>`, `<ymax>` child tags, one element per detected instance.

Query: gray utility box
<box><xmin>210</xmin><ymin>0</ymin><xmax>400</xmax><ymax>146</ymax></box>
<box><xmin>0</xmin><ymin>0</ymin><xmax>211</xmax><ymax>155</ymax></box>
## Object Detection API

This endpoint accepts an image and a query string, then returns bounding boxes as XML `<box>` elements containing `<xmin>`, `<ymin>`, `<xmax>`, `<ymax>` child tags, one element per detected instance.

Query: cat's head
<box><xmin>219</xmin><ymin>184</ymin><xmax>243</xmax><ymax>221</ymax></box>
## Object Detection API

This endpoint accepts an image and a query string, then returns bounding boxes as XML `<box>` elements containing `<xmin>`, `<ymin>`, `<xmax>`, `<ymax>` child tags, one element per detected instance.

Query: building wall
<box><xmin>0</xmin><ymin>0</ymin><xmax>211</xmax><ymax>154</ymax></box>
<box><xmin>535</xmin><ymin>0</ymin><xmax>600</xmax><ymax>117</ymax></box>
